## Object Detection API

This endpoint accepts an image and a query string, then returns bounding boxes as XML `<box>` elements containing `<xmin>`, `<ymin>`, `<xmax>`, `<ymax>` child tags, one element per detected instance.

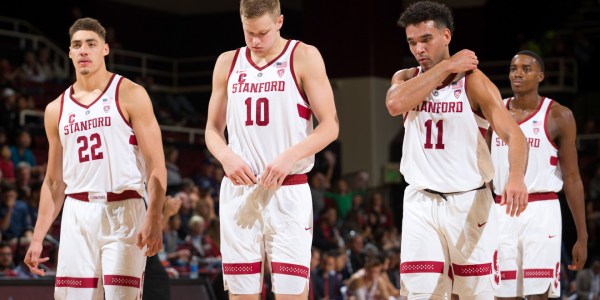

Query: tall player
<box><xmin>23</xmin><ymin>18</ymin><xmax>165</xmax><ymax>299</ymax></box>
<box><xmin>386</xmin><ymin>1</ymin><xmax>529</xmax><ymax>299</ymax></box>
<box><xmin>491</xmin><ymin>51</ymin><xmax>588</xmax><ymax>299</ymax></box>
<box><xmin>205</xmin><ymin>0</ymin><xmax>338</xmax><ymax>298</ymax></box>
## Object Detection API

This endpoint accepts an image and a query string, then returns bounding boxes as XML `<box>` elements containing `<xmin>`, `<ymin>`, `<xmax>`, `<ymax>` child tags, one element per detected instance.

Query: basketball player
<box><xmin>204</xmin><ymin>0</ymin><xmax>339</xmax><ymax>298</ymax></box>
<box><xmin>23</xmin><ymin>18</ymin><xmax>166</xmax><ymax>299</ymax></box>
<box><xmin>491</xmin><ymin>50</ymin><xmax>588</xmax><ymax>299</ymax></box>
<box><xmin>386</xmin><ymin>1</ymin><xmax>529</xmax><ymax>299</ymax></box>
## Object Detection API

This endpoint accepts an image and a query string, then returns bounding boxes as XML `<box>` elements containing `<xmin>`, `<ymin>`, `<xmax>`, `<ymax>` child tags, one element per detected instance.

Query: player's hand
<box><xmin>137</xmin><ymin>217</ymin><xmax>163</xmax><ymax>257</ymax></box>
<box><xmin>568</xmin><ymin>238</ymin><xmax>588</xmax><ymax>270</ymax></box>
<box><xmin>261</xmin><ymin>152</ymin><xmax>296</xmax><ymax>190</ymax></box>
<box><xmin>500</xmin><ymin>176</ymin><xmax>528</xmax><ymax>217</ymax></box>
<box><xmin>222</xmin><ymin>151</ymin><xmax>257</xmax><ymax>186</ymax></box>
<box><xmin>446</xmin><ymin>49</ymin><xmax>478</xmax><ymax>74</ymax></box>
<box><xmin>24</xmin><ymin>240</ymin><xmax>49</xmax><ymax>276</ymax></box>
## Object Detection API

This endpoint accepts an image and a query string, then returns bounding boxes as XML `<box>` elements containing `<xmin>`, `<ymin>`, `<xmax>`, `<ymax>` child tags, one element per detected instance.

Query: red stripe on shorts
<box><xmin>104</xmin><ymin>275</ymin><xmax>141</xmax><ymax>288</ymax></box>
<box><xmin>400</xmin><ymin>261</ymin><xmax>444</xmax><ymax>274</ymax></box>
<box><xmin>451</xmin><ymin>262</ymin><xmax>492</xmax><ymax>276</ymax></box>
<box><xmin>271</xmin><ymin>262</ymin><xmax>310</xmax><ymax>278</ymax></box>
<box><xmin>55</xmin><ymin>277</ymin><xmax>99</xmax><ymax>288</ymax></box>
<box><xmin>223</xmin><ymin>262</ymin><xmax>262</xmax><ymax>275</ymax></box>
<box><xmin>501</xmin><ymin>270</ymin><xmax>517</xmax><ymax>280</ymax></box>
<box><xmin>524</xmin><ymin>268</ymin><xmax>553</xmax><ymax>278</ymax></box>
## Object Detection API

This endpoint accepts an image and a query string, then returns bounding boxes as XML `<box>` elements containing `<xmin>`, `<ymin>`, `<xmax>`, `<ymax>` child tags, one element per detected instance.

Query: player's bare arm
<box><xmin>261</xmin><ymin>43</ymin><xmax>339</xmax><ymax>189</ymax></box>
<box><xmin>205</xmin><ymin>50</ymin><xmax>258</xmax><ymax>186</ymax></box>
<box><xmin>549</xmin><ymin>103</ymin><xmax>587</xmax><ymax>270</ymax></box>
<box><xmin>119</xmin><ymin>79</ymin><xmax>166</xmax><ymax>256</ymax></box>
<box><xmin>24</xmin><ymin>97</ymin><xmax>67</xmax><ymax>275</ymax></box>
<box><xmin>468</xmin><ymin>69</ymin><xmax>528</xmax><ymax>217</ymax></box>
<box><xmin>386</xmin><ymin>49</ymin><xmax>478</xmax><ymax>116</ymax></box>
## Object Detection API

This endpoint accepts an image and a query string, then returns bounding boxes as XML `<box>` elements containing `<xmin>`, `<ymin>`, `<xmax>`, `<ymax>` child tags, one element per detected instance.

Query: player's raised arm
<box><xmin>468</xmin><ymin>69</ymin><xmax>528</xmax><ymax>216</ymax></box>
<box><xmin>24</xmin><ymin>97</ymin><xmax>67</xmax><ymax>275</ymax></box>
<box><xmin>119</xmin><ymin>79</ymin><xmax>166</xmax><ymax>256</ymax></box>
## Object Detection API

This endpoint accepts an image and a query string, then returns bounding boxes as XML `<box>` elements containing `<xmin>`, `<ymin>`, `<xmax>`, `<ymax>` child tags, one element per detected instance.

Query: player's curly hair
<box><xmin>69</xmin><ymin>17</ymin><xmax>106</xmax><ymax>41</ymax></box>
<box><xmin>240</xmin><ymin>0</ymin><xmax>281</xmax><ymax>19</ymax></box>
<box><xmin>398</xmin><ymin>1</ymin><xmax>454</xmax><ymax>35</ymax></box>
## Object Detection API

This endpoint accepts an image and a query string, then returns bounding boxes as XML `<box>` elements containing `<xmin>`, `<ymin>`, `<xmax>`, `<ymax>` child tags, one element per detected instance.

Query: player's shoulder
<box><xmin>291</xmin><ymin>42</ymin><xmax>323</xmax><ymax>62</ymax></box>
<box><xmin>44</xmin><ymin>95</ymin><xmax>64</xmax><ymax>124</ymax></box>
<box><xmin>216</xmin><ymin>49</ymin><xmax>240</xmax><ymax>67</ymax></box>
<box><xmin>117</xmin><ymin>76</ymin><xmax>148</xmax><ymax>98</ymax></box>
<box><xmin>547</xmin><ymin>98</ymin><xmax>574</xmax><ymax>120</ymax></box>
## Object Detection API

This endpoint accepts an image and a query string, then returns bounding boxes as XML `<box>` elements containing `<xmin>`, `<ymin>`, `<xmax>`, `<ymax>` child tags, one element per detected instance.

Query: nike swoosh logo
<box><xmin>305</xmin><ymin>227</ymin><xmax>312</xmax><ymax>231</ymax></box>
<box><xmin>549</xmin><ymin>235</ymin><xmax>557</xmax><ymax>238</ymax></box>
<box><xmin>478</xmin><ymin>222</ymin><xmax>487</xmax><ymax>227</ymax></box>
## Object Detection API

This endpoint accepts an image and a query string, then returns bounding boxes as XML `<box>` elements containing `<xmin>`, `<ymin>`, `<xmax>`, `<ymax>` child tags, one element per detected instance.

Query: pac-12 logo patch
<box><xmin>104</xmin><ymin>105</ymin><xmax>110</xmax><ymax>113</ymax></box>
<box><xmin>277</xmin><ymin>69</ymin><xmax>285</xmax><ymax>78</ymax></box>
<box><xmin>454</xmin><ymin>89</ymin><xmax>461</xmax><ymax>99</ymax></box>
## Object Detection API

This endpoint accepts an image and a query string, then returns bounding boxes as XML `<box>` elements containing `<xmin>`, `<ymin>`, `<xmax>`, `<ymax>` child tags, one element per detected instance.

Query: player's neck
<box><xmin>74</xmin><ymin>69</ymin><xmax>112</xmax><ymax>92</ymax></box>
<box><xmin>250</xmin><ymin>37</ymin><xmax>286</xmax><ymax>62</ymax></box>
<box><xmin>511</xmin><ymin>92</ymin><xmax>542</xmax><ymax>110</ymax></box>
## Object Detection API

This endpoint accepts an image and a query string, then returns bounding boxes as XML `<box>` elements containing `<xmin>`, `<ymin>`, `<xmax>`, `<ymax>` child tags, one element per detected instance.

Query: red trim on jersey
<box><xmin>129</xmin><ymin>135</ymin><xmax>138</xmax><ymax>145</ymax></box>
<box><xmin>226</xmin><ymin>48</ymin><xmax>241</xmax><ymax>86</ymax></box>
<box><xmin>436</xmin><ymin>73</ymin><xmax>457</xmax><ymax>90</ymax></box>
<box><xmin>58</xmin><ymin>92</ymin><xmax>65</xmax><ymax>127</ymax></box>
<box><xmin>222</xmin><ymin>262</ymin><xmax>262</xmax><ymax>275</ymax></box>
<box><xmin>550</xmin><ymin>156</ymin><xmax>558</xmax><ymax>166</ymax></box>
<box><xmin>495</xmin><ymin>192</ymin><xmax>558</xmax><ymax>203</ymax></box>
<box><xmin>290</xmin><ymin>41</ymin><xmax>310</xmax><ymax>105</ymax></box>
<box><xmin>523</xmin><ymin>268</ymin><xmax>553</xmax><ymax>278</ymax></box>
<box><xmin>297</xmin><ymin>104</ymin><xmax>312</xmax><ymax>120</ymax></box>
<box><xmin>68</xmin><ymin>190</ymin><xmax>142</xmax><ymax>202</ymax></box>
<box><xmin>509</xmin><ymin>97</ymin><xmax>545</xmax><ymax>125</ymax></box>
<box><xmin>271</xmin><ymin>262</ymin><xmax>310</xmax><ymax>278</ymax></box>
<box><xmin>400</xmin><ymin>261</ymin><xmax>444</xmax><ymax>274</ymax></box>
<box><xmin>114</xmin><ymin>76</ymin><xmax>132</xmax><ymax>129</ymax></box>
<box><xmin>103</xmin><ymin>275</ymin><xmax>141</xmax><ymax>288</ymax></box>
<box><xmin>544</xmin><ymin>99</ymin><xmax>559</xmax><ymax>150</ymax></box>
<box><xmin>473</xmin><ymin>109</ymin><xmax>485</xmax><ymax>119</ymax></box>
<box><xmin>479</xmin><ymin>127</ymin><xmax>488</xmax><ymax>138</ymax></box>
<box><xmin>413</xmin><ymin>67</ymin><xmax>420</xmax><ymax>77</ymax></box>
<box><xmin>246</xmin><ymin>39</ymin><xmax>292</xmax><ymax>71</ymax></box>
<box><xmin>55</xmin><ymin>277</ymin><xmax>99</xmax><ymax>288</ymax></box>
<box><xmin>69</xmin><ymin>73</ymin><xmax>116</xmax><ymax>109</ymax></box>
<box><xmin>451</xmin><ymin>262</ymin><xmax>492</xmax><ymax>276</ymax></box>
<box><xmin>501</xmin><ymin>270</ymin><xmax>517</xmax><ymax>280</ymax></box>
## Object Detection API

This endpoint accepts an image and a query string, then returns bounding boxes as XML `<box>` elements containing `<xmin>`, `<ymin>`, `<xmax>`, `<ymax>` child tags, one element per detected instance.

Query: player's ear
<box><xmin>103</xmin><ymin>42</ymin><xmax>110</xmax><ymax>56</ymax></box>
<box><xmin>538</xmin><ymin>71</ymin><xmax>544</xmax><ymax>83</ymax></box>
<box><xmin>277</xmin><ymin>14</ymin><xmax>283</xmax><ymax>30</ymax></box>
<box><xmin>443</xmin><ymin>27</ymin><xmax>452</xmax><ymax>45</ymax></box>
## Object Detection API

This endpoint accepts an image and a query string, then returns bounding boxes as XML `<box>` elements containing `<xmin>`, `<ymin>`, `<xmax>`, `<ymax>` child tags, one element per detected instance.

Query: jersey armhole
<box><xmin>543</xmin><ymin>98</ymin><xmax>559</xmax><ymax>150</ymax></box>
<box><xmin>57</xmin><ymin>92</ymin><xmax>65</xmax><ymax>127</ymax></box>
<box><xmin>115</xmin><ymin>76</ymin><xmax>132</xmax><ymax>129</ymax></box>
<box><xmin>226</xmin><ymin>48</ymin><xmax>241</xmax><ymax>87</ymax></box>
<box><xmin>290</xmin><ymin>41</ymin><xmax>310</xmax><ymax>106</ymax></box>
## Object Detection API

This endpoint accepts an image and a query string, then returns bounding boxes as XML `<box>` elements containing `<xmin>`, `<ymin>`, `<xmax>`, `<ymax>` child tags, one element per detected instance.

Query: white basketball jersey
<box><xmin>226</xmin><ymin>40</ymin><xmax>314</xmax><ymax>176</ymax></box>
<box><xmin>59</xmin><ymin>74</ymin><xmax>145</xmax><ymax>195</ymax></box>
<box><xmin>491</xmin><ymin>97</ymin><xmax>562</xmax><ymax>194</ymax></box>
<box><xmin>400</xmin><ymin>69</ymin><xmax>494</xmax><ymax>193</ymax></box>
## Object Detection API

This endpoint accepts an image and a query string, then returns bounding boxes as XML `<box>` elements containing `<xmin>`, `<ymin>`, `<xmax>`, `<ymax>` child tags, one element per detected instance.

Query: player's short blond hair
<box><xmin>69</xmin><ymin>17</ymin><xmax>106</xmax><ymax>41</ymax></box>
<box><xmin>240</xmin><ymin>0</ymin><xmax>281</xmax><ymax>19</ymax></box>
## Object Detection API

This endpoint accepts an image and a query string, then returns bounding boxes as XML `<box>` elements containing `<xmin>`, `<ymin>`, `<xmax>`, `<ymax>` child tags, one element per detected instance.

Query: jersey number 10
<box><xmin>245</xmin><ymin>97</ymin><xmax>270</xmax><ymax>126</ymax></box>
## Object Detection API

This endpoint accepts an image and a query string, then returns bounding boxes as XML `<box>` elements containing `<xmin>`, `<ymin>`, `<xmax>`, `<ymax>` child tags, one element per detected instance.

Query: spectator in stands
<box><xmin>575</xmin><ymin>256</ymin><xmax>600</xmax><ymax>300</ymax></box>
<box><xmin>308</xmin><ymin>247</ymin><xmax>322</xmax><ymax>300</ymax></box>
<box><xmin>165</xmin><ymin>92</ymin><xmax>200</xmax><ymax>126</ymax></box>
<box><xmin>182</xmin><ymin>215</ymin><xmax>220</xmax><ymax>258</ymax></box>
<box><xmin>0</xmin><ymin>58</ymin><xmax>20</xmax><ymax>90</ymax></box>
<box><xmin>310</xmin><ymin>172</ymin><xmax>328</xmax><ymax>220</ymax></box>
<box><xmin>342</xmin><ymin>193</ymin><xmax>366</xmax><ymax>236</ymax></box>
<box><xmin>313</xmin><ymin>250</ymin><xmax>345</xmax><ymax>300</ymax></box>
<box><xmin>163</xmin><ymin>213</ymin><xmax>190</xmax><ymax>267</ymax></box>
<box><xmin>165</xmin><ymin>146</ymin><xmax>182</xmax><ymax>195</ymax></box>
<box><xmin>0</xmin><ymin>88</ymin><xmax>19</xmax><ymax>132</ymax></box>
<box><xmin>10</xmin><ymin>130</ymin><xmax>36</xmax><ymax>167</ymax></box>
<box><xmin>176</xmin><ymin>191</ymin><xmax>194</xmax><ymax>240</ymax></box>
<box><xmin>15</xmin><ymin>162</ymin><xmax>33</xmax><ymax>200</ymax></box>
<box><xmin>314</xmin><ymin>207</ymin><xmax>344</xmax><ymax>252</ymax></box>
<box><xmin>325</xmin><ymin>178</ymin><xmax>357</xmax><ymax>220</ymax></box>
<box><xmin>20</xmin><ymin>50</ymin><xmax>47</xmax><ymax>84</ymax></box>
<box><xmin>0</xmin><ymin>145</ymin><xmax>15</xmax><ymax>183</ymax></box>
<box><xmin>346</xmin><ymin>232</ymin><xmax>366</xmax><ymax>275</ymax></box>
<box><xmin>366</xmin><ymin>192</ymin><xmax>393</xmax><ymax>229</ymax></box>
<box><xmin>0</xmin><ymin>127</ymin><xmax>7</xmax><ymax>147</ymax></box>
<box><xmin>0</xmin><ymin>241</ymin><xmax>17</xmax><ymax>277</ymax></box>
<box><xmin>38</xmin><ymin>47</ymin><xmax>57</xmax><ymax>83</ymax></box>
<box><xmin>27</xmin><ymin>182</ymin><xmax>41</xmax><ymax>225</ymax></box>
<box><xmin>195</xmin><ymin>185</ymin><xmax>219</xmax><ymax>248</ymax></box>
<box><xmin>346</xmin><ymin>257</ymin><xmax>390</xmax><ymax>300</ymax></box>
<box><xmin>0</xmin><ymin>182</ymin><xmax>33</xmax><ymax>242</ymax></box>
